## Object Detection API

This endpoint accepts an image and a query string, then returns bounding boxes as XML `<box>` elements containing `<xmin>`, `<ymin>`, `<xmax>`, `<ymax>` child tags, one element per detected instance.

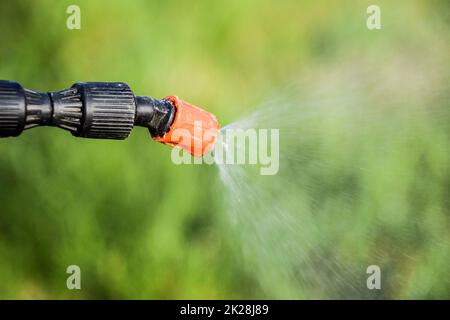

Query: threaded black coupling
<box><xmin>0</xmin><ymin>80</ymin><xmax>175</xmax><ymax>140</ymax></box>
<box><xmin>0</xmin><ymin>81</ymin><xmax>26</xmax><ymax>137</ymax></box>
<box><xmin>74</xmin><ymin>82</ymin><xmax>136</xmax><ymax>139</ymax></box>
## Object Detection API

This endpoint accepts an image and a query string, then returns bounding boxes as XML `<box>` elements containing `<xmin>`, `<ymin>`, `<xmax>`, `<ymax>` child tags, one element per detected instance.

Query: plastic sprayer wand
<box><xmin>0</xmin><ymin>80</ymin><xmax>220</xmax><ymax>156</ymax></box>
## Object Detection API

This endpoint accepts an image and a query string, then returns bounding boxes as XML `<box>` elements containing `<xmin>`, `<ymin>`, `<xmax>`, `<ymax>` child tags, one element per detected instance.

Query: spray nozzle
<box><xmin>0</xmin><ymin>80</ymin><xmax>220</xmax><ymax>156</ymax></box>
<box><xmin>153</xmin><ymin>96</ymin><xmax>220</xmax><ymax>157</ymax></box>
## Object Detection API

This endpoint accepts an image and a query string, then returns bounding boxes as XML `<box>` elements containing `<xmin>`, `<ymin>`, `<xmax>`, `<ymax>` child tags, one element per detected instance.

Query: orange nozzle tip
<box><xmin>154</xmin><ymin>96</ymin><xmax>220</xmax><ymax>157</ymax></box>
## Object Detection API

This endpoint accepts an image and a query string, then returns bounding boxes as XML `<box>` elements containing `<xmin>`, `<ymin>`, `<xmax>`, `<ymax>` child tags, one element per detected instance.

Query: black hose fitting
<box><xmin>0</xmin><ymin>80</ymin><xmax>175</xmax><ymax>139</ymax></box>
<box><xmin>134</xmin><ymin>96</ymin><xmax>175</xmax><ymax>138</ymax></box>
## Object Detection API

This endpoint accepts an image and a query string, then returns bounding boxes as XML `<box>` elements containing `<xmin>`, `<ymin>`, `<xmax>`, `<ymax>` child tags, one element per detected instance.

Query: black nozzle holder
<box><xmin>0</xmin><ymin>80</ymin><xmax>175</xmax><ymax>139</ymax></box>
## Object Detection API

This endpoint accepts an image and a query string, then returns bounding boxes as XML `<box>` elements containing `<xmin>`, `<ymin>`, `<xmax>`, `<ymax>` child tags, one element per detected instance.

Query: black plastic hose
<box><xmin>0</xmin><ymin>80</ymin><xmax>175</xmax><ymax>139</ymax></box>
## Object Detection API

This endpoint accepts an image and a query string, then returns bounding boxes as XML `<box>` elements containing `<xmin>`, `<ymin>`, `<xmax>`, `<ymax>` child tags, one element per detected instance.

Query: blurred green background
<box><xmin>0</xmin><ymin>0</ymin><xmax>449</xmax><ymax>299</ymax></box>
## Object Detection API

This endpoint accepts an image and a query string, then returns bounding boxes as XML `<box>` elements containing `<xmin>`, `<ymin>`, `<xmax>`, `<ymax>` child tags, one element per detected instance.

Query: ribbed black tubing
<box><xmin>0</xmin><ymin>80</ymin><xmax>175</xmax><ymax>139</ymax></box>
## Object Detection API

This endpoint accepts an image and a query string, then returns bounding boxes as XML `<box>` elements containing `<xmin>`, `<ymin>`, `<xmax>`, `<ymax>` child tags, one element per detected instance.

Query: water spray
<box><xmin>0</xmin><ymin>80</ymin><xmax>220</xmax><ymax>156</ymax></box>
